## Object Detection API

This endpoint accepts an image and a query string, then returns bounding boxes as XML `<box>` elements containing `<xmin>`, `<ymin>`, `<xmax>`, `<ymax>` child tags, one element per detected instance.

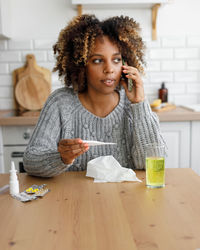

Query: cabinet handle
<box><xmin>11</xmin><ymin>152</ymin><xmax>24</xmax><ymax>158</ymax></box>
<box><xmin>23</xmin><ymin>131</ymin><xmax>31</xmax><ymax>140</ymax></box>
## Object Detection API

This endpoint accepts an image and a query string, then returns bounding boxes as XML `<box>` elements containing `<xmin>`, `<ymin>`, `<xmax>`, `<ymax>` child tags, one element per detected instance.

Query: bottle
<box><xmin>158</xmin><ymin>82</ymin><xmax>168</xmax><ymax>103</ymax></box>
<box><xmin>9</xmin><ymin>161</ymin><xmax>19</xmax><ymax>195</ymax></box>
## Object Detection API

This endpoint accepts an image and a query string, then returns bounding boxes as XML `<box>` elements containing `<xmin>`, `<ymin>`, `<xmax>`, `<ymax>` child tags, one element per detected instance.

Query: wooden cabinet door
<box><xmin>160</xmin><ymin>122</ymin><xmax>190</xmax><ymax>169</ymax></box>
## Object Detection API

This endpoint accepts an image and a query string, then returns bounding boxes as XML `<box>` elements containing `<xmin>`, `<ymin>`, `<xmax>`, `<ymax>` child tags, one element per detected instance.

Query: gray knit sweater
<box><xmin>23</xmin><ymin>87</ymin><xmax>165</xmax><ymax>177</ymax></box>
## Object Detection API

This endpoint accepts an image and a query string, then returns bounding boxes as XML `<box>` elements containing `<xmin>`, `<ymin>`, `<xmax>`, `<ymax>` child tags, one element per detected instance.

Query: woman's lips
<box><xmin>101</xmin><ymin>79</ymin><xmax>115</xmax><ymax>87</ymax></box>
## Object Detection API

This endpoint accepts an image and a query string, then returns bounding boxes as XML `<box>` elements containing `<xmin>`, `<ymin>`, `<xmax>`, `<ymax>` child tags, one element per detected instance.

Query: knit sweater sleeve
<box><xmin>129</xmin><ymin>99</ymin><xmax>166</xmax><ymax>169</ymax></box>
<box><xmin>23</xmin><ymin>90</ymin><xmax>72</xmax><ymax>177</ymax></box>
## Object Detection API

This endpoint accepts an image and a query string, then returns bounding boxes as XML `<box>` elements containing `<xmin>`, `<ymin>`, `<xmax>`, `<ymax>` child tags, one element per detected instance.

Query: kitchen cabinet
<box><xmin>160</xmin><ymin>120</ymin><xmax>200</xmax><ymax>175</ymax></box>
<box><xmin>0</xmin><ymin>127</ymin><xmax>3</xmax><ymax>173</ymax></box>
<box><xmin>0</xmin><ymin>108</ymin><xmax>200</xmax><ymax>175</ymax></box>
<box><xmin>0</xmin><ymin>126</ymin><xmax>35</xmax><ymax>173</ymax></box>
<box><xmin>0</xmin><ymin>0</ymin><xmax>11</xmax><ymax>39</ymax></box>
<box><xmin>160</xmin><ymin>122</ymin><xmax>190</xmax><ymax>169</ymax></box>
<box><xmin>191</xmin><ymin>121</ymin><xmax>200</xmax><ymax>175</ymax></box>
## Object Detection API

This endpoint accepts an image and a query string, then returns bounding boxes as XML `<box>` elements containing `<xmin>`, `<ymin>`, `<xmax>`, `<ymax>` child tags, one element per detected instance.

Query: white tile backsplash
<box><xmin>0</xmin><ymin>40</ymin><xmax>7</xmax><ymax>50</ymax></box>
<box><xmin>8</xmin><ymin>63</ymin><xmax>25</xmax><ymax>73</ymax></box>
<box><xmin>145</xmin><ymin>61</ymin><xmax>160</xmax><ymax>72</ymax></box>
<box><xmin>8</xmin><ymin>40</ymin><xmax>33</xmax><ymax>50</ymax></box>
<box><xmin>149</xmin><ymin>72</ymin><xmax>174</xmax><ymax>83</ymax></box>
<box><xmin>175</xmin><ymin>48</ymin><xmax>199</xmax><ymax>59</ymax></box>
<box><xmin>47</xmin><ymin>51</ymin><xmax>55</xmax><ymax>62</ymax></box>
<box><xmin>144</xmin><ymin>84</ymin><xmax>160</xmax><ymax>95</ymax></box>
<box><xmin>0</xmin><ymin>87</ymin><xmax>13</xmax><ymax>98</ymax></box>
<box><xmin>21</xmin><ymin>51</ymin><xmax>47</xmax><ymax>62</ymax></box>
<box><xmin>0</xmin><ymin>51</ymin><xmax>21</xmax><ymax>62</ymax></box>
<box><xmin>174</xmin><ymin>95</ymin><xmax>199</xmax><ymax>105</ymax></box>
<box><xmin>38</xmin><ymin>62</ymin><xmax>55</xmax><ymax>71</ymax></box>
<box><xmin>187</xmin><ymin>36</ymin><xmax>200</xmax><ymax>47</ymax></box>
<box><xmin>144</xmin><ymin>38</ymin><xmax>161</xmax><ymax>48</ymax></box>
<box><xmin>161</xmin><ymin>60</ymin><xmax>185</xmax><ymax>71</ymax></box>
<box><xmin>0</xmin><ymin>35</ymin><xmax>199</xmax><ymax>109</ymax></box>
<box><xmin>34</xmin><ymin>39</ymin><xmax>55</xmax><ymax>49</ymax></box>
<box><xmin>0</xmin><ymin>98</ymin><xmax>13</xmax><ymax>110</ymax></box>
<box><xmin>167</xmin><ymin>84</ymin><xmax>186</xmax><ymax>95</ymax></box>
<box><xmin>187</xmin><ymin>60</ymin><xmax>200</xmax><ymax>70</ymax></box>
<box><xmin>174</xmin><ymin>72</ymin><xmax>198</xmax><ymax>82</ymax></box>
<box><xmin>0</xmin><ymin>75</ymin><xmax>12</xmax><ymax>87</ymax></box>
<box><xmin>0</xmin><ymin>64</ymin><xmax>9</xmax><ymax>74</ymax></box>
<box><xmin>186</xmin><ymin>83</ymin><xmax>200</xmax><ymax>93</ymax></box>
<box><xmin>149</xmin><ymin>48</ymin><xmax>173</xmax><ymax>59</ymax></box>
<box><xmin>162</xmin><ymin>37</ymin><xmax>186</xmax><ymax>48</ymax></box>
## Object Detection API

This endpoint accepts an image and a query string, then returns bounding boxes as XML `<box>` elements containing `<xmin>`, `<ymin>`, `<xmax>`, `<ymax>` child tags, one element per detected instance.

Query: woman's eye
<box><xmin>113</xmin><ymin>58</ymin><xmax>121</xmax><ymax>63</ymax></box>
<box><xmin>93</xmin><ymin>59</ymin><xmax>102</xmax><ymax>64</ymax></box>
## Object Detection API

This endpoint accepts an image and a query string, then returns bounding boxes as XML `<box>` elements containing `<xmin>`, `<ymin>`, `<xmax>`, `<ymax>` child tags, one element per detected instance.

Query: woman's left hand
<box><xmin>120</xmin><ymin>65</ymin><xmax>145</xmax><ymax>104</ymax></box>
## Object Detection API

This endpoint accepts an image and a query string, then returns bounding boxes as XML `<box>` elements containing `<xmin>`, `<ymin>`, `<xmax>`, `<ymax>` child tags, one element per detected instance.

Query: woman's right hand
<box><xmin>58</xmin><ymin>138</ymin><xmax>89</xmax><ymax>165</ymax></box>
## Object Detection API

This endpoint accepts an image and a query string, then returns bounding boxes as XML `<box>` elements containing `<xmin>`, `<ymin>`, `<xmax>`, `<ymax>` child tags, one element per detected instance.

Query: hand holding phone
<box><xmin>121</xmin><ymin>59</ymin><xmax>145</xmax><ymax>104</ymax></box>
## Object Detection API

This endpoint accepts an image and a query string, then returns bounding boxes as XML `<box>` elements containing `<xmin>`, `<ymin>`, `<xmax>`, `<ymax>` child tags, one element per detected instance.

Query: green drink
<box><xmin>145</xmin><ymin>143</ymin><xmax>166</xmax><ymax>188</ymax></box>
<box><xmin>146</xmin><ymin>157</ymin><xmax>165</xmax><ymax>188</ymax></box>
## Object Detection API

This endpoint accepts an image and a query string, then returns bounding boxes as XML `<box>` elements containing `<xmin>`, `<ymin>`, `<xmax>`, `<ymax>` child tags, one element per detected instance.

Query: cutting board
<box><xmin>13</xmin><ymin>54</ymin><xmax>51</xmax><ymax>111</ymax></box>
<box><xmin>151</xmin><ymin>103</ymin><xmax>176</xmax><ymax>113</ymax></box>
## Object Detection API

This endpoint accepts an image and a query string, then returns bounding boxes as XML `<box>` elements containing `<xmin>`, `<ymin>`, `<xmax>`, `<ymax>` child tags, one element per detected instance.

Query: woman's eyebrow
<box><xmin>90</xmin><ymin>54</ymin><xmax>102</xmax><ymax>58</ymax></box>
<box><xmin>90</xmin><ymin>52</ymin><xmax>121</xmax><ymax>58</ymax></box>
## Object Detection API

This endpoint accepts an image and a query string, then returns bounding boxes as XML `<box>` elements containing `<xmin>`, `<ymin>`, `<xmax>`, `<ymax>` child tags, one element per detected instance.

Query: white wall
<box><xmin>158</xmin><ymin>0</ymin><xmax>200</xmax><ymax>36</ymax></box>
<box><xmin>0</xmin><ymin>0</ymin><xmax>200</xmax><ymax>109</ymax></box>
<box><xmin>9</xmin><ymin>0</ymin><xmax>76</xmax><ymax>39</ymax></box>
<box><xmin>9</xmin><ymin>0</ymin><xmax>200</xmax><ymax>38</ymax></box>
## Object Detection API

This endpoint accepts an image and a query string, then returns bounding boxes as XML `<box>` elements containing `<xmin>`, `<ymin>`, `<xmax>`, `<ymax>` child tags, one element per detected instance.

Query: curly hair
<box><xmin>53</xmin><ymin>14</ymin><xmax>146</xmax><ymax>92</ymax></box>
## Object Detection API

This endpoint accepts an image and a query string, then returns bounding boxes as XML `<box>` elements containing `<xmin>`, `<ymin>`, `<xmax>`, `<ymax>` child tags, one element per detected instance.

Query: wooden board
<box><xmin>12</xmin><ymin>54</ymin><xmax>51</xmax><ymax>111</ymax></box>
<box><xmin>151</xmin><ymin>104</ymin><xmax>176</xmax><ymax>113</ymax></box>
<box><xmin>15</xmin><ymin>75</ymin><xmax>50</xmax><ymax>110</ymax></box>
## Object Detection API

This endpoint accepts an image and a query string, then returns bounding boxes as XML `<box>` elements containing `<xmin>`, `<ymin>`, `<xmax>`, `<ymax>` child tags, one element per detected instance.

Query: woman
<box><xmin>23</xmin><ymin>14</ymin><xmax>165</xmax><ymax>177</ymax></box>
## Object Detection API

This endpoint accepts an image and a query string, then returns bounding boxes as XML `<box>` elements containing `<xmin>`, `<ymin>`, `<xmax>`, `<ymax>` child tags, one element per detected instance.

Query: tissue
<box><xmin>86</xmin><ymin>155</ymin><xmax>142</xmax><ymax>183</ymax></box>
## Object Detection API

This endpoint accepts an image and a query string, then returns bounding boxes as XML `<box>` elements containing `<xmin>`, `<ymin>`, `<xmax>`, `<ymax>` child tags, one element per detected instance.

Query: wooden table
<box><xmin>0</xmin><ymin>169</ymin><xmax>200</xmax><ymax>250</ymax></box>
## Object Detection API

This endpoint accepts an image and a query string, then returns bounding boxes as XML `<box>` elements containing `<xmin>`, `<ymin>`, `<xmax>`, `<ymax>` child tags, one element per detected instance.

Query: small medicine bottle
<box><xmin>159</xmin><ymin>82</ymin><xmax>168</xmax><ymax>103</ymax></box>
<box><xmin>10</xmin><ymin>161</ymin><xmax>19</xmax><ymax>195</ymax></box>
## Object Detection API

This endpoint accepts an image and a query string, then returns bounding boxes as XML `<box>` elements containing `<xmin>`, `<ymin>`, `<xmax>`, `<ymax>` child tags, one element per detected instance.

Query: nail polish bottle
<box><xmin>159</xmin><ymin>82</ymin><xmax>168</xmax><ymax>103</ymax></box>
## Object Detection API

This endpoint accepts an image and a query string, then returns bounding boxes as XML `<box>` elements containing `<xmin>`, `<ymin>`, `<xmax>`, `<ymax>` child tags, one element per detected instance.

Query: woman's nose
<box><xmin>103</xmin><ymin>63</ymin><xmax>114</xmax><ymax>74</ymax></box>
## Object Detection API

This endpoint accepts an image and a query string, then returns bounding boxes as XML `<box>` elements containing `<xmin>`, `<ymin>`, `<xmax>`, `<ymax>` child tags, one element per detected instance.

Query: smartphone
<box><xmin>122</xmin><ymin>59</ymin><xmax>133</xmax><ymax>92</ymax></box>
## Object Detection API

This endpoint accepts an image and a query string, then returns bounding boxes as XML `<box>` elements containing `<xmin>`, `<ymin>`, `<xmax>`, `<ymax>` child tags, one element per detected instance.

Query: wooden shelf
<box><xmin>72</xmin><ymin>0</ymin><xmax>169</xmax><ymax>40</ymax></box>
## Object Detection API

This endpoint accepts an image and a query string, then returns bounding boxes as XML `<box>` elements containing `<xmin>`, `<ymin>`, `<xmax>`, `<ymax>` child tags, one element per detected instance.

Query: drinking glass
<box><xmin>145</xmin><ymin>143</ymin><xmax>165</xmax><ymax>188</ymax></box>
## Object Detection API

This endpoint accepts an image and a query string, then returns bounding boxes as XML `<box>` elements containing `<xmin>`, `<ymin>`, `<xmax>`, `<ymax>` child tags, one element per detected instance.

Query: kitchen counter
<box><xmin>0</xmin><ymin>110</ymin><xmax>39</xmax><ymax>126</ymax></box>
<box><xmin>0</xmin><ymin>106</ymin><xmax>200</xmax><ymax>125</ymax></box>
<box><xmin>156</xmin><ymin>106</ymin><xmax>200</xmax><ymax>122</ymax></box>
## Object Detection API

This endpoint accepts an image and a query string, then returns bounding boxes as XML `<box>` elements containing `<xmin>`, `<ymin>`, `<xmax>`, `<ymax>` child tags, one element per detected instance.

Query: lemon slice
<box><xmin>150</xmin><ymin>99</ymin><xmax>162</xmax><ymax>108</ymax></box>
